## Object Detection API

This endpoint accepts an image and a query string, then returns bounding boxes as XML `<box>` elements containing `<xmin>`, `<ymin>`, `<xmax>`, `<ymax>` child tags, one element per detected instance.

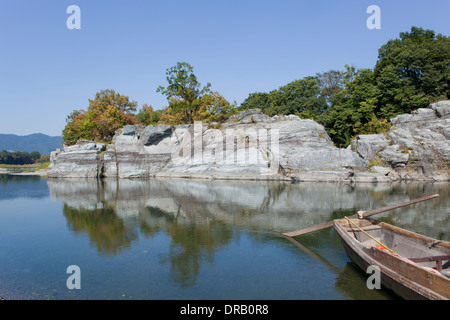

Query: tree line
<box><xmin>0</xmin><ymin>150</ymin><xmax>49</xmax><ymax>165</ymax></box>
<box><xmin>62</xmin><ymin>26</ymin><xmax>449</xmax><ymax>147</ymax></box>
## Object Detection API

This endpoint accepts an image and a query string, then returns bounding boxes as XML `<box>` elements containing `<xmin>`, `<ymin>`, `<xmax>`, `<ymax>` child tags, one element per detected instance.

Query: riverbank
<box><xmin>1</xmin><ymin>169</ymin><xmax>48</xmax><ymax>176</ymax></box>
<box><xmin>0</xmin><ymin>163</ymin><xmax>49</xmax><ymax>176</ymax></box>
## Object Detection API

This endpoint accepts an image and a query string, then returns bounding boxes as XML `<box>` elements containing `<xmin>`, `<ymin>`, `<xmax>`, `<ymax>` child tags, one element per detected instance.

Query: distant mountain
<box><xmin>0</xmin><ymin>133</ymin><xmax>63</xmax><ymax>155</ymax></box>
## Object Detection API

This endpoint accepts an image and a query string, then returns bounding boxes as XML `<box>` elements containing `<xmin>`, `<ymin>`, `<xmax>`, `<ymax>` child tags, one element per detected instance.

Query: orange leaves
<box><xmin>62</xmin><ymin>90</ymin><xmax>139</xmax><ymax>145</ymax></box>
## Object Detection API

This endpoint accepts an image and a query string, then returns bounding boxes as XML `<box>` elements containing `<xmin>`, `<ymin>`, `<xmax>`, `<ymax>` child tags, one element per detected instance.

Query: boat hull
<box><xmin>334</xmin><ymin>219</ymin><xmax>450</xmax><ymax>300</ymax></box>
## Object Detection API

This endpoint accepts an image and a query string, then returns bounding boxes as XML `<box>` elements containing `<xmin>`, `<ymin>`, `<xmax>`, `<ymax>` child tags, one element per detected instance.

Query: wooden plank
<box><xmin>281</xmin><ymin>194</ymin><xmax>439</xmax><ymax>238</ymax></box>
<box><xmin>408</xmin><ymin>255</ymin><xmax>450</xmax><ymax>263</ymax></box>
<box><xmin>409</xmin><ymin>255</ymin><xmax>450</xmax><ymax>271</ymax></box>
<box><xmin>282</xmin><ymin>221</ymin><xmax>334</xmax><ymax>238</ymax></box>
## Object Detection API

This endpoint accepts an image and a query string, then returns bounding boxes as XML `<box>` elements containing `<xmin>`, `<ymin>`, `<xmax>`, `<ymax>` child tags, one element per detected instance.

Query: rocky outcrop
<box><xmin>47</xmin><ymin>101</ymin><xmax>450</xmax><ymax>182</ymax></box>
<box><xmin>158</xmin><ymin>112</ymin><xmax>369</xmax><ymax>181</ymax></box>
<box><xmin>48</xmin><ymin>109</ymin><xmax>369</xmax><ymax>181</ymax></box>
<box><xmin>110</xmin><ymin>124</ymin><xmax>190</xmax><ymax>178</ymax></box>
<box><xmin>350</xmin><ymin>100</ymin><xmax>450</xmax><ymax>181</ymax></box>
<box><xmin>47</xmin><ymin>140</ymin><xmax>105</xmax><ymax>178</ymax></box>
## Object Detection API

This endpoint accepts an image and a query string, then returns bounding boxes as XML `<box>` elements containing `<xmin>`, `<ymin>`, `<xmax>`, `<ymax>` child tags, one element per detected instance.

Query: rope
<box><xmin>344</xmin><ymin>216</ymin><xmax>400</xmax><ymax>256</ymax></box>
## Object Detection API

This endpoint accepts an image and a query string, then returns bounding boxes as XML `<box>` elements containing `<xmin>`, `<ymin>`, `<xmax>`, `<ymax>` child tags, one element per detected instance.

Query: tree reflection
<box><xmin>51</xmin><ymin>177</ymin><xmax>450</xmax><ymax>292</ymax></box>
<box><xmin>63</xmin><ymin>203</ymin><xmax>138</xmax><ymax>256</ymax></box>
<box><xmin>162</xmin><ymin>221</ymin><xmax>233</xmax><ymax>288</ymax></box>
<box><xmin>138</xmin><ymin>206</ymin><xmax>174</xmax><ymax>238</ymax></box>
<box><xmin>62</xmin><ymin>197</ymin><xmax>234</xmax><ymax>287</ymax></box>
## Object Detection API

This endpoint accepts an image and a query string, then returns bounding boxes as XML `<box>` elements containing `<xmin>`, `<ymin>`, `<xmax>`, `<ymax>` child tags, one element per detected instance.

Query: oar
<box><xmin>281</xmin><ymin>194</ymin><xmax>439</xmax><ymax>238</ymax></box>
<box><xmin>284</xmin><ymin>235</ymin><xmax>341</xmax><ymax>275</ymax></box>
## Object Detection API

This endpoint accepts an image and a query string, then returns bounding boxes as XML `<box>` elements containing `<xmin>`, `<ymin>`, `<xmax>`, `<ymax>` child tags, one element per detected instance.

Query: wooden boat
<box><xmin>334</xmin><ymin>218</ymin><xmax>450</xmax><ymax>300</ymax></box>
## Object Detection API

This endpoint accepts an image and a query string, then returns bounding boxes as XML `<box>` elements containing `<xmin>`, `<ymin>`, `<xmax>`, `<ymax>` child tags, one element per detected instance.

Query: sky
<box><xmin>0</xmin><ymin>0</ymin><xmax>449</xmax><ymax>136</ymax></box>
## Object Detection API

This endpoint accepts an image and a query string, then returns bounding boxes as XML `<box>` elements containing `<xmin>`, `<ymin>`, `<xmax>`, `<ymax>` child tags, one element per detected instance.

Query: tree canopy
<box><xmin>62</xmin><ymin>64</ymin><xmax>236</xmax><ymax>145</ymax></box>
<box><xmin>374</xmin><ymin>26</ymin><xmax>449</xmax><ymax>118</ymax></box>
<box><xmin>62</xmin><ymin>89</ymin><xmax>138</xmax><ymax>145</ymax></box>
<box><xmin>0</xmin><ymin>150</ymin><xmax>45</xmax><ymax>165</ymax></box>
<box><xmin>238</xmin><ymin>26</ymin><xmax>449</xmax><ymax>147</ymax></box>
<box><xmin>156</xmin><ymin>62</ymin><xmax>234</xmax><ymax>124</ymax></box>
<box><xmin>238</xmin><ymin>77</ymin><xmax>327</xmax><ymax>119</ymax></box>
<box><xmin>61</xmin><ymin>27</ymin><xmax>448</xmax><ymax>148</ymax></box>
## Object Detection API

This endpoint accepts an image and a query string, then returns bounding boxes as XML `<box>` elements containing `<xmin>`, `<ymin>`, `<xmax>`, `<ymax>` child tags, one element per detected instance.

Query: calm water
<box><xmin>0</xmin><ymin>174</ymin><xmax>448</xmax><ymax>300</ymax></box>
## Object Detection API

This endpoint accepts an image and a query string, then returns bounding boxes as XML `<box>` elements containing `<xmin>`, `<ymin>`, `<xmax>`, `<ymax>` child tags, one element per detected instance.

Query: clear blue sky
<box><xmin>0</xmin><ymin>0</ymin><xmax>449</xmax><ymax>136</ymax></box>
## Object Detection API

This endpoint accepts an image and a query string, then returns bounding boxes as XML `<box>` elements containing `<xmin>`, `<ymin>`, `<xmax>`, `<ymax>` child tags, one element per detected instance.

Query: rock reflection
<box><xmin>47</xmin><ymin>178</ymin><xmax>449</xmax><ymax>288</ymax></box>
<box><xmin>48</xmin><ymin>178</ymin><xmax>450</xmax><ymax>248</ymax></box>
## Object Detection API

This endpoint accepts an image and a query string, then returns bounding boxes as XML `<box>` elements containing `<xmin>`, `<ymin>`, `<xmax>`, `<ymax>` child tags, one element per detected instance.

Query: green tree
<box><xmin>157</xmin><ymin>62</ymin><xmax>212</xmax><ymax>124</ymax></box>
<box><xmin>238</xmin><ymin>76</ymin><xmax>328</xmax><ymax>119</ymax></box>
<box><xmin>269</xmin><ymin>76</ymin><xmax>328</xmax><ymax>119</ymax></box>
<box><xmin>374</xmin><ymin>26</ymin><xmax>449</xmax><ymax>118</ymax></box>
<box><xmin>319</xmin><ymin>68</ymin><xmax>386</xmax><ymax>147</ymax></box>
<box><xmin>316</xmin><ymin>69</ymin><xmax>344</xmax><ymax>106</ymax></box>
<box><xmin>238</xmin><ymin>92</ymin><xmax>273</xmax><ymax>114</ymax></box>
<box><xmin>29</xmin><ymin>151</ymin><xmax>41</xmax><ymax>162</ymax></box>
<box><xmin>318</xmin><ymin>26</ymin><xmax>450</xmax><ymax>147</ymax></box>
<box><xmin>0</xmin><ymin>150</ymin><xmax>12</xmax><ymax>164</ymax></box>
<box><xmin>136</xmin><ymin>104</ymin><xmax>160</xmax><ymax>125</ymax></box>
<box><xmin>0</xmin><ymin>150</ymin><xmax>41</xmax><ymax>165</ymax></box>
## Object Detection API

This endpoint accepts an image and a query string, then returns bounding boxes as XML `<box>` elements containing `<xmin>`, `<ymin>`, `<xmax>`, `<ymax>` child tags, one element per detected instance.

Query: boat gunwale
<box><xmin>333</xmin><ymin>218</ymin><xmax>450</xmax><ymax>300</ymax></box>
<box><xmin>335</xmin><ymin>218</ymin><xmax>450</xmax><ymax>250</ymax></box>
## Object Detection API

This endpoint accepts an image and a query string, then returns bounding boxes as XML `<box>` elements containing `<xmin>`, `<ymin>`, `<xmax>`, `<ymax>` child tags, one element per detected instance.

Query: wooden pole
<box><xmin>281</xmin><ymin>194</ymin><xmax>439</xmax><ymax>238</ymax></box>
<box><xmin>284</xmin><ymin>236</ymin><xmax>341</xmax><ymax>274</ymax></box>
<box><xmin>344</xmin><ymin>216</ymin><xmax>399</xmax><ymax>255</ymax></box>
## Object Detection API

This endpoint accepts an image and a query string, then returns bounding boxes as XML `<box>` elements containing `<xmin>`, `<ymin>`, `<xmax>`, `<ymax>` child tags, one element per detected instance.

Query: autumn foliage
<box><xmin>62</xmin><ymin>89</ymin><xmax>138</xmax><ymax>145</ymax></box>
<box><xmin>63</xmin><ymin>64</ymin><xmax>236</xmax><ymax>146</ymax></box>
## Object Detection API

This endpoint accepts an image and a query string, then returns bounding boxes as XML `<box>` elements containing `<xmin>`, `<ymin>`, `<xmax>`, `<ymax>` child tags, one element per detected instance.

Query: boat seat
<box><xmin>408</xmin><ymin>255</ymin><xmax>450</xmax><ymax>271</ymax></box>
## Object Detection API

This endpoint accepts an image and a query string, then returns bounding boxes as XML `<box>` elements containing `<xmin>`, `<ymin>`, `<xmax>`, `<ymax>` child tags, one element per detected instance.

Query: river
<box><xmin>0</xmin><ymin>174</ymin><xmax>448</xmax><ymax>300</ymax></box>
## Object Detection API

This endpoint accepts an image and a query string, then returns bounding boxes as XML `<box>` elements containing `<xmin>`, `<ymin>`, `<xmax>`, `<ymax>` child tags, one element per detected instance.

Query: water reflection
<box><xmin>0</xmin><ymin>174</ymin><xmax>49</xmax><ymax>199</ymax></box>
<box><xmin>63</xmin><ymin>203</ymin><xmax>139</xmax><ymax>256</ymax></box>
<box><xmin>48</xmin><ymin>178</ymin><xmax>449</xmax><ymax>245</ymax></box>
<box><xmin>1</xmin><ymin>175</ymin><xmax>449</xmax><ymax>299</ymax></box>
<box><xmin>47</xmin><ymin>178</ymin><xmax>449</xmax><ymax>292</ymax></box>
<box><xmin>162</xmin><ymin>220</ymin><xmax>233</xmax><ymax>288</ymax></box>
